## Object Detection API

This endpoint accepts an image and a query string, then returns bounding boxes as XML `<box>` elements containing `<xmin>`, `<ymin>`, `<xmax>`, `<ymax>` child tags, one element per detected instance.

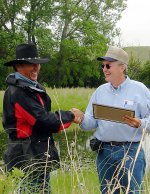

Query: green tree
<box><xmin>0</xmin><ymin>0</ymin><xmax>127</xmax><ymax>88</ymax></box>
<box><xmin>139</xmin><ymin>61</ymin><xmax>150</xmax><ymax>87</ymax></box>
<box><xmin>49</xmin><ymin>0</ymin><xmax>127</xmax><ymax>86</ymax></box>
<box><xmin>127</xmin><ymin>54</ymin><xmax>142</xmax><ymax>81</ymax></box>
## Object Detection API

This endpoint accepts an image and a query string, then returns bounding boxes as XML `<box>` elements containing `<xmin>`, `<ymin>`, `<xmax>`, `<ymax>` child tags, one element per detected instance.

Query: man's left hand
<box><xmin>123</xmin><ymin>115</ymin><xmax>141</xmax><ymax>128</ymax></box>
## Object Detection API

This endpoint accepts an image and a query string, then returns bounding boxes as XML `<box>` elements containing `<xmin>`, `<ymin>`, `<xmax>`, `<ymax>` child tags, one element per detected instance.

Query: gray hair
<box><xmin>116</xmin><ymin>61</ymin><xmax>128</xmax><ymax>75</ymax></box>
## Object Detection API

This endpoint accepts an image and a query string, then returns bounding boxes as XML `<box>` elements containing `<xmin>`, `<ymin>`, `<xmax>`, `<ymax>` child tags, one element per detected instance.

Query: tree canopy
<box><xmin>2</xmin><ymin>0</ymin><xmax>149</xmax><ymax>89</ymax></box>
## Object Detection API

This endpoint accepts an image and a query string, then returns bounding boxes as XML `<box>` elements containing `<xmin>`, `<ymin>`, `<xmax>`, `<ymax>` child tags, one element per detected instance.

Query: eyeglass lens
<box><xmin>101</xmin><ymin>64</ymin><xmax>111</xmax><ymax>69</ymax></box>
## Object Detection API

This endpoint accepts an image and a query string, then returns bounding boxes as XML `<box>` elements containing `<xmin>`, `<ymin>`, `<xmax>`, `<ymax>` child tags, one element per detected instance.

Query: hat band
<box><xmin>17</xmin><ymin>57</ymin><xmax>41</xmax><ymax>60</ymax></box>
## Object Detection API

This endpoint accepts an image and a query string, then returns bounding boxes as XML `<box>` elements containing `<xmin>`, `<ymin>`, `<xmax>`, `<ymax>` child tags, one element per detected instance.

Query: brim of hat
<box><xmin>4</xmin><ymin>58</ymin><xmax>50</xmax><ymax>66</ymax></box>
<box><xmin>97</xmin><ymin>57</ymin><xmax>117</xmax><ymax>62</ymax></box>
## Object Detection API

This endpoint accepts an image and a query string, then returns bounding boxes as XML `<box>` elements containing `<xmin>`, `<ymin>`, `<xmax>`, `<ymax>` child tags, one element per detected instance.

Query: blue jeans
<box><xmin>96</xmin><ymin>143</ymin><xmax>146</xmax><ymax>194</ymax></box>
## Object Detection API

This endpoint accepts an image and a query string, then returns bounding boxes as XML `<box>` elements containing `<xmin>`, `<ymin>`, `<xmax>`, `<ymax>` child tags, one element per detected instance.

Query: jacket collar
<box><xmin>6</xmin><ymin>73</ymin><xmax>45</xmax><ymax>93</ymax></box>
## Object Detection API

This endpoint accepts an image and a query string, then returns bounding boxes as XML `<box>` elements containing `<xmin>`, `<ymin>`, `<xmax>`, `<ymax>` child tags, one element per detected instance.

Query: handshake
<box><xmin>70</xmin><ymin>108</ymin><xmax>84</xmax><ymax>124</ymax></box>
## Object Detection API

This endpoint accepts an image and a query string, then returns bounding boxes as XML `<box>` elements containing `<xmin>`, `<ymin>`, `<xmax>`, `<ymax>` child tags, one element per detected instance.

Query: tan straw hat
<box><xmin>97</xmin><ymin>46</ymin><xmax>129</xmax><ymax>65</ymax></box>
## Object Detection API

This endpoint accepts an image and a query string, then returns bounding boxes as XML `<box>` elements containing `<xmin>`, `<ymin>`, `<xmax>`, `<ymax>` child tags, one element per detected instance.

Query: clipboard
<box><xmin>93</xmin><ymin>103</ymin><xmax>135</xmax><ymax>124</ymax></box>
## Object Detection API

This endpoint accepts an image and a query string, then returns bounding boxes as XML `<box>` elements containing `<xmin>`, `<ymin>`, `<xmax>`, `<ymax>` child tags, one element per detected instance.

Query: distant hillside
<box><xmin>124</xmin><ymin>46</ymin><xmax>150</xmax><ymax>62</ymax></box>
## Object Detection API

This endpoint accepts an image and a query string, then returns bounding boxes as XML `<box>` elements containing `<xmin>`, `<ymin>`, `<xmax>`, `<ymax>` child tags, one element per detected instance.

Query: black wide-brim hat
<box><xmin>4</xmin><ymin>43</ymin><xmax>50</xmax><ymax>66</ymax></box>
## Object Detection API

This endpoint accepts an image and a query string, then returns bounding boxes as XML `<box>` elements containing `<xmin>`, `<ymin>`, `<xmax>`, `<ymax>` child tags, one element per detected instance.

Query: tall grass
<box><xmin>51</xmin><ymin>165</ymin><xmax>100</xmax><ymax>194</ymax></box>
<box><xmin>0</xmin><ymin>88</ymin><xmax>150</xmax><ymax>193</ymax></box>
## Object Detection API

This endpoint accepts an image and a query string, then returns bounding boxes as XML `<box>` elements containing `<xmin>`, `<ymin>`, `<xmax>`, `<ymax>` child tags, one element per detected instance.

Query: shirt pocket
<box><xmin>124</xmin><ymin>100</ymin><xmax>136</xmax><ymax>111</ymax></box>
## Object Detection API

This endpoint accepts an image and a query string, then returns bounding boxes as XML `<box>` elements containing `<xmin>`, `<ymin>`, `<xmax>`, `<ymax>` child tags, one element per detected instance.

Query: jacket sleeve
<box><xmin>14</xmin><ymin>90</ymin><xmax>75</xmax><ymax>133</ymax></box>
<box><xmin>34</xmin><ymin>109</ymin><xmax>74</xmax><ymax>133</ymax></box>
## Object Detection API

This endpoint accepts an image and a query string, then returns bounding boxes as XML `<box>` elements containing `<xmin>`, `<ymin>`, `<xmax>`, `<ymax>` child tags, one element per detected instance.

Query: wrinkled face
<box><xmin>16</xmin><ymin>63</ymin><xmax>41</xmax><ymax>81</ymax></box>
<box><xmin>101</xmin><ymin>60</ymin><xmax>125</xmax><ymax>86</ymax></box>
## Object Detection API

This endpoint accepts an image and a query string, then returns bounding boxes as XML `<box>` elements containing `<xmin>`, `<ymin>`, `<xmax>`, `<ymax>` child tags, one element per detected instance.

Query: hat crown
<box><xmin>16</xmin><ymin>43</ymin><xmax>38</xmax><ymax>59</ymax></box>
<box><xmin>97</xmin><ymin>46</ymin><xmax>129</xmax><ymax>65</ymax></box>
<box><xmin>105</xmin><ymin>46</ymin><xmax>129</xmax><ymax>65</ymax></box>
<box><xmin>4</xmin><ymin>43</ymin><xmax>50</xmax><ymax>66</ymax></box>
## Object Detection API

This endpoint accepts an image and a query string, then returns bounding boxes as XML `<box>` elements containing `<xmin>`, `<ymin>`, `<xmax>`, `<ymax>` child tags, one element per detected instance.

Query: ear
<box><xmin>15</xmin><ymin>64</ymin><xmax>26</xmax><ymax>72</ymax></box>
<box><xmin>120</xmin><ymin>64</ymin><xmax>125</xmax><ymax>72</ymax></box>
<box><xmin>15</xmin><ymin>64</ymin><xmax>22</xmax><ymax>70</ymax></box>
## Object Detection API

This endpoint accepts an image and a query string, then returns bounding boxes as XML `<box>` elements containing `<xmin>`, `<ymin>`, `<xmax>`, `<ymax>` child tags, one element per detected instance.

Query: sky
<box><xmin>116</xmin><ymin>0</ymin><xmax>150</xmax><ymax>47</ymax></box>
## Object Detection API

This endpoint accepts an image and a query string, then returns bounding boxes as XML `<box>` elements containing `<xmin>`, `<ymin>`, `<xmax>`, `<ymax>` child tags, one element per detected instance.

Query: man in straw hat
<box><xmin>2</xmin><ymin>43</ymin><xmax>84</xmax><ymax>193</ymax></box>
<box><xmin>79</xmin><ymin>46</ymin><xmax>150</xmax><ymax>193</ymax></box>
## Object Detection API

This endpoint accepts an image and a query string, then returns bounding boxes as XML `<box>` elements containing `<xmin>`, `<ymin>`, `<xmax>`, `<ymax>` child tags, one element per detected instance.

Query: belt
<box><xmin>103</xmin><ymin>141</ymin><xmax>139</xmax><ymax>146</ymax></box>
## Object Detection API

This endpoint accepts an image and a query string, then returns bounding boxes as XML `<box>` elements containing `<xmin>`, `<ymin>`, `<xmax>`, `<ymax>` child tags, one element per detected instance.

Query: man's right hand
<box><xmin>70</xmin><ymin>108</ymin><xmax>84</xmax><ymax>124</ymax></box>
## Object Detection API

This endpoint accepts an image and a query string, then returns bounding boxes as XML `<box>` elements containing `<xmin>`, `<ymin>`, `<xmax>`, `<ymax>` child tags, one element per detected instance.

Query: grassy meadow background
<box><xmin>125</xmin><ymin>46</ymin><xmax>150</xmax><ymax>62</ymax></box>
<box><xmin>0</xmin><ymin>88</ymin><xmax>150</xmax><ymax>193</ymax></box>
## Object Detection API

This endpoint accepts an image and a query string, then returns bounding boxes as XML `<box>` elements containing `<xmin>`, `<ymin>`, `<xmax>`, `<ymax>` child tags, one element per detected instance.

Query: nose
<box><xmin>103</xmin><ymin>66</ymin><xmax>108</xmax><ymax>71</ymax></box>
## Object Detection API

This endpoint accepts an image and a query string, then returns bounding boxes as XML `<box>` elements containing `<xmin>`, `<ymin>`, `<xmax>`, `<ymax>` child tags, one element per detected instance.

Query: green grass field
<box><xmin>46</xmin><ymin>87</ymin><xmax>94</xmax><ymax>112</ymax></box>
<box><xmin>51</xmin><ymin>166</ymin><xmax>100</xmax><ymax>194</ymax></box>
<box><xmin>0</xmin><ymin>88</ymin><xmax>150</xmax><ymax>193</ymax></box>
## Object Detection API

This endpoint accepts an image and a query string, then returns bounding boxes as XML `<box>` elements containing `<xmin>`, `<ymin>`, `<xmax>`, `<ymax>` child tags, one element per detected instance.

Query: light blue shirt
<box><xmin>80</xmin><ymin>77</ymin><xmax>150</xmax><ymax>142</ymax></box>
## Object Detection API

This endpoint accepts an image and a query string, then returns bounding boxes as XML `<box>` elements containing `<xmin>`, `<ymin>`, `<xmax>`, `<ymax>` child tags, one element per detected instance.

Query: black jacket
<box><xmin>3</xmin><ymin>74</ymin><xmax>75</xmax><ymax>171</ymax></box>
<box><xmin>2</xmin><ymin>74</ymin><xmax>74</xmax><ymax>141</ymax></box>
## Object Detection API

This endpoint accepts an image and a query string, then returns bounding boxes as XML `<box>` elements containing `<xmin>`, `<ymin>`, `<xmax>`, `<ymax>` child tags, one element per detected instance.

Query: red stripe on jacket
<box><xmin>37</xmin><ymin>94</ymin><xmax>44</xmax><ymax>106</ymax></box>
<box><xmin>58</xmin><ymin>122</ymin><xmax>72</xmax><ymax>131</ymax></box>
<box><xmin>37</xmin><ymin>94</ymin><xmax>73</xmax><ymax>132</ymax></box>
<box><xmin>15</xmin><ymin>103</ymin><xmax>36</xmax><ymax>138</ymax></box>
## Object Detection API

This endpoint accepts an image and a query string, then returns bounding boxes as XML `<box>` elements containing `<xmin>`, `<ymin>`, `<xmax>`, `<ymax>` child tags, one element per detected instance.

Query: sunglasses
<box><xmin>101</xmin><ymin>64</ymin><xmax>112</xmax><ymax>69</ymax></box>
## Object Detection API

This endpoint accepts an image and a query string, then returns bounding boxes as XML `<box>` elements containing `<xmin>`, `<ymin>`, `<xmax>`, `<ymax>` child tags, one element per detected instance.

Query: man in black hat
<box><xmin>2</xmin><ymin>43</ymin><xmax>84</xmax><ymax>193</ymax></box>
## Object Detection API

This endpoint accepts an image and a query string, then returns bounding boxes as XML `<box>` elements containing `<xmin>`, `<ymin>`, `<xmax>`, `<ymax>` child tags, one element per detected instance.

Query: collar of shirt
<box><xmin>109</xmin><ymin>76</ymin><xmax>130</xmax><ymax>92</ymax></box>
<box><xmin>15</xmin><ymin>72</ymin><xmax>38</xmax><ymax>87</ymax></box>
